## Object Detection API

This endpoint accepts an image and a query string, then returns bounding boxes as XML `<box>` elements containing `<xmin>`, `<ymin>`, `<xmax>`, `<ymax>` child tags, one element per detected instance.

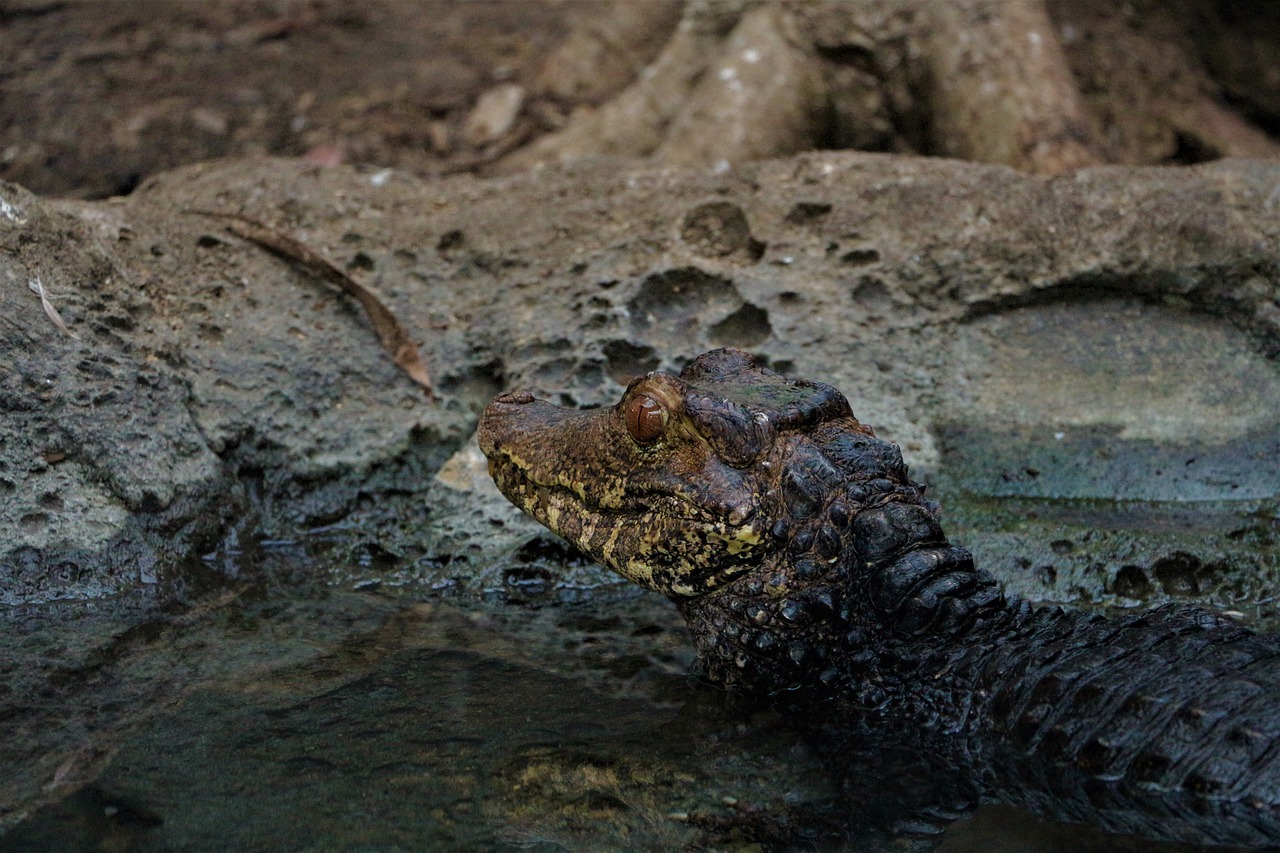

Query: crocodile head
<box><xmin>480</xmin><ymin>348</ymin><xmax>973</xmax><ymax>694</ymax></box>
<box><xmin>479</xmin><ymin>348</ymin><xmax>893</xmax><ymax>597</ymax></box>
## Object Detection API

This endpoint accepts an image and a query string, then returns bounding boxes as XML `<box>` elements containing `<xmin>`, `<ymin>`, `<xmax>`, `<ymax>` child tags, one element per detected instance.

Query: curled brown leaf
<box><xmin>192</xmin><ymin>210</ymin><xmax>435</xmax><ymax>397</ymax></box>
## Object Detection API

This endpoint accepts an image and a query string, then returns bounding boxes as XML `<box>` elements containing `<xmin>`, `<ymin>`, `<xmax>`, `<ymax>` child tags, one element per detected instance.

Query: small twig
<box><xmin>191</xmin><ymin>210</ymin><xmax>436</xmax><ymax>397</ymax></box>
<box><xmin>29</xmin><ymin>276</ymin><xmax>80</xmax><ymax>340</ymax></box>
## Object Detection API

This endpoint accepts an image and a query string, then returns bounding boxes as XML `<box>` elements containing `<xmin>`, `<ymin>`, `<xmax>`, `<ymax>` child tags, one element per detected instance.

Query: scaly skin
<box><xmin>478</xmin><ymin>348</ymin><xmax>1280</xmax><ymax>847</ymax></box>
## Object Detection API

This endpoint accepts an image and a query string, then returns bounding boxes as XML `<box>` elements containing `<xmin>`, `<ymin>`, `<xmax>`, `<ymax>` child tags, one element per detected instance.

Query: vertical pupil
<box><xmin>628</xmin><ymin>396</ymin><xmax>665</xmax><ymax>442</ymax></box>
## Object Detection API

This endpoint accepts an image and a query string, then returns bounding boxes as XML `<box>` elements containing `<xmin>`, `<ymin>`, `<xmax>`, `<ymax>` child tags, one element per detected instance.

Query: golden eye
<box><xmin>625</xmin><ymin>394</ymin><xmax>668</xmax><ymax>444</ymax></box>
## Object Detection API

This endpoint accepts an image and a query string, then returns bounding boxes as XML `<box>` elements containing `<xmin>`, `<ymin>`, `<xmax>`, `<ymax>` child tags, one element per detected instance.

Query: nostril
<box><xmin>495</xmin><ymin>390</ymin><xmax>535</xmax><ymax>405</ymax></box>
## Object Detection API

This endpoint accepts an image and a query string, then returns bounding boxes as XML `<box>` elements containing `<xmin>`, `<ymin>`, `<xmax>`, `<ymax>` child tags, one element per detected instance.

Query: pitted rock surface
<box><xmin>2</xmin><ymin>154</ymin><xmax>1279</xmax><ymax>607</ymax></box>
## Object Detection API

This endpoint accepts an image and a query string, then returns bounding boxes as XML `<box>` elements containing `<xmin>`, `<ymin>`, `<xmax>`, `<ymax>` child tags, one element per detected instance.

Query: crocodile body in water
<box><xmin>478</xmin><ymin>347</ymin><xmax>1280</xmax><ymax>848</ymax></box>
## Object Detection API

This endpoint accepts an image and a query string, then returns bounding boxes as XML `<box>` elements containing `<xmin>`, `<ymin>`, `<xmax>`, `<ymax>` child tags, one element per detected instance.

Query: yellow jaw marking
<box><xmin>712</xmin><ymin>524</ymin><xmax>762</xmax><ymax>555</ymax></box>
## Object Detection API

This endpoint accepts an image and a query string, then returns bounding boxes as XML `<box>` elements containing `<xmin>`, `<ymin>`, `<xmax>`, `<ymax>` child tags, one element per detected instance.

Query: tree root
<box><xmin>499</xmin><ymin>0</ymin><xmax>1280</xmax><ymax>176</ymax></box>
<box><xmin>499</xmin><ymin>1</ymin><xmax>751</xmax><ymax>170</ymax></box>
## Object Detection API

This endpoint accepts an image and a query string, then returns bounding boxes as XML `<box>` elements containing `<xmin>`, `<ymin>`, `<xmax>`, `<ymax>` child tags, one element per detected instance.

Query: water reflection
<box><xmin>0</xmin><ymin>591</ymin><xmax>1259</xmax><ymax>852</ymax></box>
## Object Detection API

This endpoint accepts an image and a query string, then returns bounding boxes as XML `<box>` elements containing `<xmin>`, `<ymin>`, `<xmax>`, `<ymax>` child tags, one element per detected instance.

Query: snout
<box><xmin>476</xmin><ymin>390</ymin><xmax>537</xmax><ymax>456</ymax></box>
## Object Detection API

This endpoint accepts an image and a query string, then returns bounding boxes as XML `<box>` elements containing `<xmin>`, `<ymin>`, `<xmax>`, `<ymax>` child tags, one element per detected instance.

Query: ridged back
<box><xmin>967</xmin><ymin>604</ymin><xmax>1280</xmax><ymax>846</ymax></box>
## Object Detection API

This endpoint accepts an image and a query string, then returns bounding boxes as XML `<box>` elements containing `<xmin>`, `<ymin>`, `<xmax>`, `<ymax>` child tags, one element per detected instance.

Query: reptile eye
<box><xmin>625</xmin><ymin>394</ymin><xmax>668</xmax><ymax>444</ymax></box>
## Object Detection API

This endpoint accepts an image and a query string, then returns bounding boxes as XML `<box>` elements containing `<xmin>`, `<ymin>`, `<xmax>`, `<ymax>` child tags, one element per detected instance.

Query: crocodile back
<box><xmin>968</xmin><ymin>603</ymin><xmax>1280</xmax><ymax>846</ymax></box>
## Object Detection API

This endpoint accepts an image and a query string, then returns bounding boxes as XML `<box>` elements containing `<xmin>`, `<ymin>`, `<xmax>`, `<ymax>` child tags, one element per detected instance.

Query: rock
<box><xmin>461</xmin><ymin>83</ymin><xmax>525</xmax><ymax>148</ymax></box>
<box><xmin>434</xmin><ymin>442</ymin><xmax>493</xmax><ymax>493</ymax></box>
<box><xmin>1</xmin><ymin>153</ymin><xmax>1278</xmax><ymax>609</ymax></box>
<box><xmin>0</xmin><ymin>182</ymin><xmax>231</xmax><ymax>604</ymax></box>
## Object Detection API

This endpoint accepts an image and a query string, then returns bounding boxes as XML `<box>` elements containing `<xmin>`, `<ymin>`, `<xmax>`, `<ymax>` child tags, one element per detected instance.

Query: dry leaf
<box><xmin>29</xmin><ymin>276</ymin><xmax>80</xmax><ymax>340</ymax></box>
<box><xmin>192</xmin><ymin>210</ymin><xmax>436</xmax><ymax>397</ymax></box>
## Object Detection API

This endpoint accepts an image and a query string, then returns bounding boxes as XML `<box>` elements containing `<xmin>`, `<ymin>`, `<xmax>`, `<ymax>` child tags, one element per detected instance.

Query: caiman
<box><xmin>478</xmin><ymin>347</ymin><xmax>1280</xmax><ymax>848</ymax></box>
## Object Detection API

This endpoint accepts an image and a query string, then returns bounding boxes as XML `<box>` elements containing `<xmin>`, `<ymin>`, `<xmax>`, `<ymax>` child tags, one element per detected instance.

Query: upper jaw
<box><xmin>478</xmin><ymin>391</ymin><xmax>604</xmax><ymax>464</ymax></box>
<box><xmin>476</xmin><ymin>390</ymin><xmax>541</xmax><ymax>457</ymax></box>
<box><xmin>478</xmin><ymin>392</ymin><xmax>624</xmax><ymax>514</ymax></box>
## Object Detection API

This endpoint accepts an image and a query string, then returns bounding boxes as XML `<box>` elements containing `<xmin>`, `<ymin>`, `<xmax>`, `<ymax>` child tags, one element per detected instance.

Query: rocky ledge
<box><xmin>2</xmin><ymin>154</ymin><xmax>1278</xmax><ymax>609</ymax></box>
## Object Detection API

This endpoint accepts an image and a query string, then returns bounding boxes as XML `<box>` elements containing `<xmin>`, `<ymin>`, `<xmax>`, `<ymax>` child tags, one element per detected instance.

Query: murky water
<box><xmin>0</xmin><ymin>572</ymin><xmax>1259</xmax><ymax>853</ymax></box>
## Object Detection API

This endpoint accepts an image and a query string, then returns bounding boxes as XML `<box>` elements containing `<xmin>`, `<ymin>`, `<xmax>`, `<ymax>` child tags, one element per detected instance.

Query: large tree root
<box><xmin>499</xmin><ymin>0</ymin><xmax>1280</xmax><ymax>175</ymax></box>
